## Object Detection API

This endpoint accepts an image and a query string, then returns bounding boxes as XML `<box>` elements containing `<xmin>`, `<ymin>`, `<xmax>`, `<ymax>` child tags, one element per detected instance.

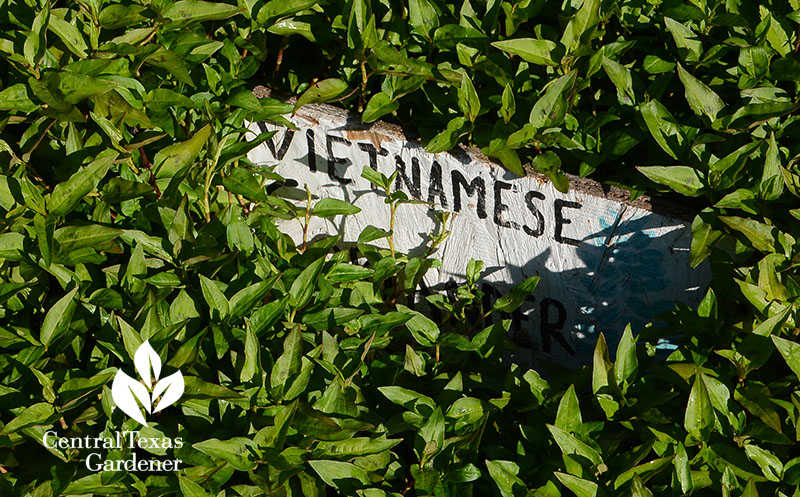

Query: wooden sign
<box><xmin>247</xmin><ymin>102</ymin><xmax>710</xmax><ymax>367</ymax></box>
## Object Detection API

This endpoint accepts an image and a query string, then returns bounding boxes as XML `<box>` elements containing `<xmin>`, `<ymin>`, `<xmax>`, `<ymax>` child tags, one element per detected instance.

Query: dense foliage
<box><xmin>2</xmin><ymin>0</ymin><xmax>800</xmax><ymax>495</ymax></box>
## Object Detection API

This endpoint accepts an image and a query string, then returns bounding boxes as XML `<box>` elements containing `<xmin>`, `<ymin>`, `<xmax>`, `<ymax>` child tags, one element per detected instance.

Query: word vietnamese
<box><xmin>257</xmin><ymin>124</ymin><xmax>585</xmax><ymax>247</ymax></box>
<box><xmin>43</xmin><ymin>431</ymin><xmax>182</xmax><ymax>472</ymax></box>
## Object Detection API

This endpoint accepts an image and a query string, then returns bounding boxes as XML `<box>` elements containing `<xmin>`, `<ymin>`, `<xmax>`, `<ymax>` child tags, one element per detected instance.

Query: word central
<box><xmin>43</xmin><ymin>430</ymin><xmax>183</xmax><ymax>472</ymax></box>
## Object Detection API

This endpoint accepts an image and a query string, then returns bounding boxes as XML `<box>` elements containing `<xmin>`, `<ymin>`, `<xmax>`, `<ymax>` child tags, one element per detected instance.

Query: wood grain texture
<box><xmin>247</xmin><ymin>98</ymin><xmax>711</xmax><ymax>367</ymax></box>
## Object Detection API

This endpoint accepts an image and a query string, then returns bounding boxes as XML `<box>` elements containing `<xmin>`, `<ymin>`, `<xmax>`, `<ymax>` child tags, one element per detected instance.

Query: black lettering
<box><xmin>554</xmin><ymin>199</ymin><xmax>582</xmax><ymax>246</ymax></box>
<box><xmin>493</xmin><ymin>181</ymin><xmax>519</xmax><ymax>230</ymax></box>
<box><xmin>480</xmin><ymin>283</ymin><xmax>501</xmax><ymax>328</ymax></box>
<box><xmin>540</xmin><ymin>298</ymin><xmax>575</xmax><ymax>355</ymax></box>
<box><xmin>451</xmin><ymin>170</ymin><xmax>486</xmax><ymax>218</ymax></box>
<box><xmin>358</xmin><ymin>143</ymin><xmax>388</xmax><ymax>192</ymax></box>
<box><xmin>261</xmin><ymin>124</ymin><xmax>294</xmax><ymax>161</ymax></box>
<box><xmin>326</xmin><ymin>134</ymin><xmax>352</xmax><ymax>184</ymax></box>
<box><xmin>523</xmin><ymin>191</ymin><xmax>545</xmax><ymax>237</ymax></box>
<box><xmin>306</xmin><ymin>129</ymin><xmax>317</xmax><ymax>172</ymax></box>
<box><xmin>427</xmin><ymin>161</ymin><xmax>448</xmax><ymax>208</ymax></box>
<box><xmin>394</xmin><ymin>156</ymin><xmax>422</xmax><ymax>199</ymax></box>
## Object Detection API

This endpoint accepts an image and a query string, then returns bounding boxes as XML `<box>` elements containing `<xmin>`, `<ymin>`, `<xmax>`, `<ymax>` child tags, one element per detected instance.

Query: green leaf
<box><xmin>378</xmin><ymin>385</ymin><xmax>435</xmax><ymax>414</ymax></box>
<box><xmin>229</xmin><ymin>276</ymin><xmax>277</xmax><ymax>320</ymax></box>
<box><xmin>615</xmin><ymin>324</ymin><xmax>637</xmax><ymax>385</ymax></box>
<box><xmin>665</xmin><ymin>17</ymin><xmax>703</xmax><ymax>62</ymax></box>
<box><xmin>168</xmin><ymin>195</ymin><xmax>194</xmax><ymax>245</ymax></box>
<box><xmin>222</xmin><ymin>167</ymin><xmax>269</xmax><ymax>201</ymax></box>
<box><xmin>48</xmin><ymin>17</ymin><xmax>88</xmax><ymax>58</ymax></box>
<box><xmin>684</xmin><ymin>371</ymin><xmax>713</xmax><ymax>442</ymax></box>
<box><xmin>256</xmin><ymin>0</ymin><xmax>318</xmax><ymax>23</ymax></box>
<box><xmin>193</xmin><ymin>438</ymin><xmax>257</xmax><ymax>471</ymax></box>
<box><xmin>547</xmin><ymin>424</ymin><xmax>603</xmax><ymax>466</ymax></box>
<box><xmin>555</xmin><ymin>472</ymin><xmax>600</xmax><ymax>497</ymax></box>
<box><xmin>719</xmin><ymin>216</ymin><xmax>776</xmax><ymax>253</ymax></box>
<box><xmin>690</xmin><ymin>212</ymin><xmax>722</xmax><ymax>268</ymax></box>
<box><xmin>494</xmin><ymin>276</ymin><xmax>539</xmax><ymax>313</ymax></box>
<box><xmin>240</xmin><ymin>323</ymin><xmax>259</xmax><ymax>383</ymax></box>
<box><xmin>153</xmin><ymin>124</ymin><xmax>212</xmax><ymax>178</ymax></box>
<box><xmin>555</xmin><ymin>384</ymin><xmax>582</xmax><ymax>432</ymax></box>
<box><xmin>145</xmin><ymin>47</ymin><xmax>194</xmax><ymax>87</ymax></box>
<box><xmin>500</xmin><ymin>84</ymin><xmax>516</xmax><ymax>123</ymax></box>
<box><xmin>199</xmin><ymin>275</ymin><xmax>230</xmax><ymax>320</ymax></box>
<box><xmin>425</xmin><ymin>117</ymin><xmax>472</xmax><ymax>153</ymax></box>
<box><xmin>486</xmin><ymin>460</ymin><xmax>525</xmax><ymax>497</ymax></box>
<box><xmin>102</xmin><ymin>177</ymin><xmax>153</xmax><ymax>203</ymax></box>
<box><xmin>362</xmin><ymin>93</ymin><xmax>399</xmax><ymax>123</ymax></box>
<box><xmin>34</xmin><ymin>213</ymin><xmax>55</xmax><ymax>267</ymax></box>
<box><xmin>146</xmin><ymin>88</ymin><xmax>195</xmax><ymax>111</ymax></box>
<box><xmin>742</xmin><ymin>478</ymin><xmax>760</xmax><ymax>497</ymax></box>
<box><xmin>560</xmin><ymin>0</ymin><xmax>600</xmax><ymax>54</ymax></box>
<box><xmin>677</xmin><ymin>63</ymin><xmax>725</xmax><ymax>121</ymax></box>
<box><xmin>294</xmin><ymin>79</ymin><xmax>349</xmax><ymax>111</ymax></box>
<box><xmin>289</xmin><ymin>256</ymin><xmax>325</xmax><ymax>308</ymax></box>
<box><xmin>639</xmin><ymin>100</ymin><xmax>688</xmax><ymax>159</ymax></box>
<box><xmin>491</xmin><ymin>38</ymin><xmax>561</xmax><ymax>66</ymax></box>
<box><xmin>178</xmin><ymin>477</ymin><xmax>212</xmax><ymax>497</ymax></box>
<box><xmin>0</xmin><ymin>403</ymin><xmax>56</xmax><ymax>435</ymax></box>
<box><xmin>637</xmin><ymin>166</ymin><xmax>704</xmax><ymax>196</ymax></box>
<box><xmin>40</xmin><ymin>287</ymin><xmax>79</xmax><ymax>347</ymax></box>
<box><xmin>302</xmin><ymin>307</ymin><xmax>364</xmax><ymax>330</ymax></box>
<box><xmin>0</xmin><ymin>84</ymin><xmax>38</xmax><ymax>113</ymax></box>
<box><xmin>631</xmin><ymin>474</ymin><xmax>654</xmax><ymax>497</ymax></box>
<box><xmin>99</xmin><ymin>4</ymin><xmax>150</xmax><ymax>29</ymax></box>
<box><xmin>398</xmin><ymin>305</ymin><xmax>440</xmax><ymax>346</ymax></box>
<box><xmin>309</xmin><ymin>460</ymin><xmax>370</xmax><ymax>488</ymax></box>
<box><xmin>759</xmin><ymin>132</ymin><xmax>784</xmax><ymax>201</ymax></box>
<box><xmin>24</xmin><ymin>6</ymin><xmax>49</xmax><ymax>69</ymax></box>
<box><xmin>326</xmin><ymin>263</ymin><xmax>374</xmax><ymax>283</ymax></box>
<box><xmin>458</xmin><ymin>74</ymin><xmax>480</xmax><ymax>121</ymax></box>
<box><xmin>529</xmin><ymin>71</ymin><xmax>577</xmax><ymax>129</ymax></box>
<box><xmin>313</xmin><ymin>198</ymin><xmax>361</xmax><ymax>218</ymax></box>
<box><xmin>743</xmin><ymin>443</ymin><xmax>783</xmax><ymax>481</ymax></box>
<box><xmin>592</xmin><ymin>333</ymin><xmax>619</xmax><ymax>418</ymax></box>
<box><xmin>164</xmin><ymin>1</ymin><xmax>241</xmax><ymax>23</ymax></box>
<box><xmin>270</xmin><ymin>325</ymin><xmax>303</xmax><ymax>392</ymax></box>
<box><xmin>674</xmin><ymin>442</ymin><xmax>694</xmax><ymax>494</ymax></box>
<box><xmin>772</xmin><ymin>335</ymin><xmax>800</xmax><ymax>382</ymax></box>
<box><xmin>417</xmin><ymin>406</ymin><xmax>444</xmax><ymax>461</ymax></box>
<box><xmin>603</xmin><ymin>57</ymin><xmax>635</xmax><ymax>105</ymax></box>
<box><xmin>735</xmin><ymin>383</ymin><xmax>782</xmax><ymax>433</ymax></box>
<box><xmin>315</xmin><ymin>436</ymin><xmax>401</xmax><ymax>458</ymax></box>
<box><xmin>358</xmin><ymin>225</ymin><xmax>391</xmax><ymax>244</ymax></box>
<box><xmin>48</xmin><ymin>152</ymin><xmax>117</xmax><ymax>216</ymax></box>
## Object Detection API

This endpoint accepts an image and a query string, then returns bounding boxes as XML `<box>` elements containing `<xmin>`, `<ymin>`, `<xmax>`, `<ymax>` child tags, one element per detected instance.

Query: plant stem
<box><xmin>302</xmin><ymin>184</ymin><xmax>312</xmax><ymax>251</ymax></box>
<box><xmin>389</xmin><ymin>201</ymin><xmax>397</xmax><ymax>258</ymax></box>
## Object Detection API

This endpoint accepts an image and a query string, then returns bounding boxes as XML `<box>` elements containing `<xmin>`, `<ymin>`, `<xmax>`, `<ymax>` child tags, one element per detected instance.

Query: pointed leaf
<box><xmin>48</xmin><ymin>152</ymin><xmax>117</xmax><ymax>216</ymax></box>
<box><xmin>40</xmin><ymin>287</ymin><xmax>79</xmax><ymax>347</ymax></box>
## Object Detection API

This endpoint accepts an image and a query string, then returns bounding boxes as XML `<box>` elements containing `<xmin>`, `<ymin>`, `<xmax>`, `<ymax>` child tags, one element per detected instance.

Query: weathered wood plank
<box><xmin>247</xmin><ymin>102</ymin><xmax>710</xmax><ymax>367</ymax></box>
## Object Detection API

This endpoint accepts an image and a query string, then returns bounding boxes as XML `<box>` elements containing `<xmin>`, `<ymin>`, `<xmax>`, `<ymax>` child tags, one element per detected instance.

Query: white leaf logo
<box><xmin>111</xmin><ymin>340</ymin><xmax>184</xmax><ymax>425</ymax></box>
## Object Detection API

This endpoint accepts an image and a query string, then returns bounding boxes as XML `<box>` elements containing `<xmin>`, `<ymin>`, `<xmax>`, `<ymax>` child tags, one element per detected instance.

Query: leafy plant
<box><xmin>3</xmin><ymin>0</ymin><xmax>800</xmax><ymax>495</ymax></box>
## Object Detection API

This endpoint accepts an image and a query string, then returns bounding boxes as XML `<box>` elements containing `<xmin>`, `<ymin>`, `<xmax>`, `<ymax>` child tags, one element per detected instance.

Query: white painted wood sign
<box><xmin>247</xmin><ymin>102</ymin><xmax>710</xmax><ymax>367</ymax></box>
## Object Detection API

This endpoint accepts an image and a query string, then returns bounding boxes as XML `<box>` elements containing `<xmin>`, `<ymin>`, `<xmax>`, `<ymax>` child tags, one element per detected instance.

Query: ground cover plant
<box><xmin>2</xmin><ymin>0</ymin><xmax>800</xmax><ymax>495</ymax></box>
